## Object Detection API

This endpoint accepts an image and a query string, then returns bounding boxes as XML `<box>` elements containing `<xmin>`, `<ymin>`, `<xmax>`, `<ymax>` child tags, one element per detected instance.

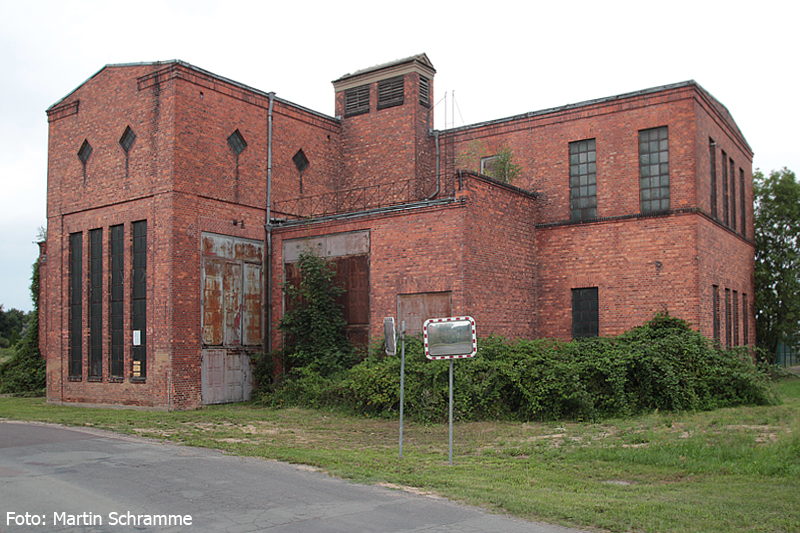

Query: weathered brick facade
<box><xmin>42</xmin><ymin>54</ymin><xmax>754</xmax><ymax>409</ymax></box>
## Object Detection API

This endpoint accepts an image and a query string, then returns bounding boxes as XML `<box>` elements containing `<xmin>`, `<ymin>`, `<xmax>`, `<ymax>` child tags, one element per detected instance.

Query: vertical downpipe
<box><xmin>427</xmin><ymin>130</ymin><xmax>440</xmax><ymax>200</ymax></box>
<box><xmin>264</xmin><ymin>93</ymin><xmax>275</xmax><ymax>357</ymax></box>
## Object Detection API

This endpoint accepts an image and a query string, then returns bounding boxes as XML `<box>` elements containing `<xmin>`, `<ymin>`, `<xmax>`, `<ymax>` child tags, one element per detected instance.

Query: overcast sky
<box><xmin>1</xmin><ymin>0</ymin><xmax>797</xmax><ymax>312</ymax></box>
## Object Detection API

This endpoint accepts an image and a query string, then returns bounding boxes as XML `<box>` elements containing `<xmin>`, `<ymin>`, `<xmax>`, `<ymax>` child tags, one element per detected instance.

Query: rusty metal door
<box><xmin>201</xmin><ymin>233</ymin><xmax>263</xmax><ymax>348</ymax></box>
<box><xmin>223</xmin><ymin>262</ymin><xmax>242</xmax><ymax>345</ymax></box>
<box><xmin>202</xmin><ymin>261</ymin><xmax>224</xmax><ymax>345</ymax></box>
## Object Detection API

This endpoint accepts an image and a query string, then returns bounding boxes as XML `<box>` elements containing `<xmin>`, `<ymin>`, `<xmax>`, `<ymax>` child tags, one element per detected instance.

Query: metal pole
<box><xmin>399</xmin><ymin>321</ymin><xmax>406</xmax><ymax>459</ymax></box>
<box><xmin>448</xmin><ymin>359</ymin><xmax>454</xmax><ymax>465</ymax></box>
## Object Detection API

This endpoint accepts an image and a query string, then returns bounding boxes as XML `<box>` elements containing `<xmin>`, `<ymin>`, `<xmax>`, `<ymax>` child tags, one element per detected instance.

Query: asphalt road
<box><xmin>0</xmin><ymin>421</ymin><xmax>590</xmax><ymax>533</ymax></box>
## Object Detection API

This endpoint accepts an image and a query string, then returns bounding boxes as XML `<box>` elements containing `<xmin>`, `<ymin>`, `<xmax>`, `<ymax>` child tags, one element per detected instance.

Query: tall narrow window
<box><xmin>89</xmin><ymin>228</ymin><xmax>103</xmax><ymax>379</ymax></box>
<box><xmin>131</xmin><ymin>221</ymin><xmax>147</xmax><ymax>380</ymax></box>
<box><xmin>639</xmin><ymin>126</ymin><xmax>670</xmax><ymax>213</ymax></box>
<box><xmin>110</xmin><ymin>224</ymin><xmax>124</xmax><ymax>379</ymax></box>
<box><xmin>712</xmin><ymin>285</ymin><xmax>720</xmax><ymax>342</ymax></box>
<box><xmin>709</xmin><ymin>139</ymin><xmax>717</xmax><ymax>219</ymax></box>
<box><xmin>725</xmin><ymin>288</ymin><xmax>732</xmax><ymax>348</ymax></box>
<box><xmin>722</xmin><ymin>150</ymin><xmax>729</xmax><ymax>226</ymax></box>
<box><xmin>740</xmin><ymin>168</ymin><xmax>747</xmax><ymax>236</ymax></box>
<box><xmin>344</xmin><ymin>84</ymin><xmax>370</xmax><ymax>117</ymax></box>
<box><xmin>742</xmin><ymin>293</ymin><xmax>749</xmax><ymax>345</ymax></box>
<box><xmin>569</xmin><ymin>139</ymin><xmax>597</xmax><ymax>221</ymax></box>
<box><xmin>572</xmin><ymin>287</ymin><xmax>599</xmax><ymax>339</ymax></box>
<box><xmin>69</xmin><ymin>232</ymin><xmax>83</xmax><ymax>379</ymax></box>
<box><xmin>730</xmin><ymin>158</ymin><xmax>736</xmax><ymax>231</ymax></box>
<box><xmin>377</xmin><ymin>75</ymin><xmax>404</xmax><ymax>110</ymax></box>
<box><xmin>733</xmin><ymin>290</ymin><xmax>739</xmax><ymax>346</ymax></box>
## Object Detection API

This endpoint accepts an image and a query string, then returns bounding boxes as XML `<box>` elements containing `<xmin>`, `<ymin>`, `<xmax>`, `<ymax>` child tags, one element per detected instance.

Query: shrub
<box><xmin>260</xmin><ymin>313</ymin><xmax>778</xmax><ymax>422</ymax></box>
<box><xmin>279</xmin><ymin>250</ymin><xmax>353</xmax><ymax>377</ymax></box>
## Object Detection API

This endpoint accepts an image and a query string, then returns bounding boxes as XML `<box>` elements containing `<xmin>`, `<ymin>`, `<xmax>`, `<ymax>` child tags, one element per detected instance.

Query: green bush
<box><xmin>0</xmin><ymin>260</ymin><xmax>45</xmax><ymax>397</ymax></box>
<box><xmin>259</xmin><ymin>313</ymin><xmax>778</xmax><ymax>422</ymax></box>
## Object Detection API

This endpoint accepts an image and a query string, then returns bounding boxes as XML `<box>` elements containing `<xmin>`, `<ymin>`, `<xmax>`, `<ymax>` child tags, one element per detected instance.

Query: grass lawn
<box><xmin>1</xmin><ymin>377</ymin><xmax>798</xmax><ymax>533</ymax></box>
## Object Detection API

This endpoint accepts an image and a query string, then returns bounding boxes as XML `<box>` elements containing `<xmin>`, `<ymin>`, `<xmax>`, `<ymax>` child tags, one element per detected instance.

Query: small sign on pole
<box><xmin>383</xmin><ymin>317</ymin><xmax>396</xmax><ymax>356</ymax></box>
<box><xmin>384</xmin><ymin>317</ymin><xmax>405</xmax><ymax>459</ymax></box>
<box><xmin>423</xmin><ymin>316</ymin><xmax>477</xmax><ymax>465</ymax></box>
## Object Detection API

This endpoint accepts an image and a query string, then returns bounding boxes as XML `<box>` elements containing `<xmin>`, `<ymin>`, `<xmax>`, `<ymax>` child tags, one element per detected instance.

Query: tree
<box><xmin>753</xmin><ymin>167</ymin><xmax>800</xmax><ymax>359</ymax></box>
<box><xmin>279</xmin><ymin>250</ymin><xmax>352</xmax><ymax>376</ymax></box>
<box><xmin>0</xmin><ymin>258</ymin><xmax>45</xmax><ymax>395</ymax></box>
<box><xmin>485</xmin><ymin>144</ymin><xmax>523</xmax><ymax>184</ymax></box>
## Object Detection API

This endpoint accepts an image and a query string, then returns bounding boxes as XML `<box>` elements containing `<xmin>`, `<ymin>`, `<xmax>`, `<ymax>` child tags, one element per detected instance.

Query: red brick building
<box><xmin>41</xmin><ymin>54</ymin><xmax>754</xmax><ymax>409</ymax></box>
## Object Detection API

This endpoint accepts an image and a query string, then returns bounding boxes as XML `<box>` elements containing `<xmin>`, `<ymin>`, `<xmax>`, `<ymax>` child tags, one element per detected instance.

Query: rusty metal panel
<box><xmin>202</xmin><ymin>234</ymin><xmax>233</xmax><ymax>259</ymax></box>
<box><xmin>202</xmin><ymin>260</ymin><xmax>224</xmax><ymax>345</ymax></box>
<box><xmin>202</xmin><ymin>233</ymin><xmax>263</xmax><ymax>348</ymax></box>
<box><xmin>234</xmin><ymin>240</ymin><xmax>263</xmax><ymax>262</ymax></box>
<box><xmin>326</xmin><ymin>231</ymin><xmax>369</xmax><ymax>258</ymax></box>
<box><xmin>224</xmin><ymin>262</ymin><xmax>242</xmax><ymax>346</ymax></box>
<box><xmin>283</xmin><ymin>231</ymin><xmax>369</xmax><ymax>263</ymax></box>
<box><xmin>347</xmin><ymin>255</ymin><xmax>370</xmax><ymax>325</ymax></box>
<box><xmin>243</xmin><ymin>263</ymin><xmax>263</xmax><ymax>346</ymax></box>
<box><xmin>398</xmin><ymin>292</ymin><xmax>452</xmax><ymax>335</ymax></box>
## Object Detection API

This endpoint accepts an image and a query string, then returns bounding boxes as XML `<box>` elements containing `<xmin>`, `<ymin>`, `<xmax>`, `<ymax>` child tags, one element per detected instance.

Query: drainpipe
<box><xmin>265</xmin><ymin>92</ymin><xmax>275</xmax><ymax>356</ymax></box>
<box><xmin>427</xmin><ymin>130</ymin><xmax>441</xmax><ymax>200</ymax></box>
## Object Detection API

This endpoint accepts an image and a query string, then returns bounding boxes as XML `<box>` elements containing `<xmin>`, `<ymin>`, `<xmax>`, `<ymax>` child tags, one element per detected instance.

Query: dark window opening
<box><xmin>69</xmin><ymin>232</ymin><xmax>83</xmax><ymax>379</ymax></box>
<box><xmin>292</xmin><ymin>149</ymin><xmax>310</xmax><ymax>173</ymax></box>
<box><xmin>110</xmin><ymin>224</ymin><xmax>124</xmax><ymax>379</ymax></box>
<box><xmin>131</xmin><ymin>220</ymin><xmax>147</xmax><ymax>380</ymax></box>
<box><xmin>78</xmin><ymin>139</ymin><xmax>93</xmax><ymax>164</ymax></box>
<box><xmin>730</xmin><ymin>158</ymin><xmax>736</xmax><ymax>231</ymax></box>
<box><xmin>639</xmin><ymin>126</ymin><xmax>670</xmax><ymax>213</ymax></box>
<box><xmin>722</xmin><ymin>150</ymin><xmax>729</xmax><ymax>226</ymax></box>
<box><xmin>740</xmin><ymin>168</ymin><xmax>746</xmax><ymax>236</ymax></box>
<box><xmin>733</xmin><ymin>290</ymin><xmax>739</xmax><ymax>346</ymax></box>
<box><xmin>227</xmin><ymin>129</ymin><xmax>247</xmax><ymax>156</ymax></box>
<box><xmin>712</xmin><ymin>285</ymin><xmax>720</xmax><ymax>342</ymax></box>
<box><xmin>377</xmin><ymin>75</ymin><xmax>404</xmax><ymax>110</ymax></box>
<box><xmin>709</xmin><ymin>139</ymin><xmax>717</xmax><ymax>219</ymax></box>
<box><xmin>89</xmin><ymin>228</ymin><xmax>103</xmax><ymax>379</ymax></box>
<box><xmin>725</xmin><ymin>288</ymin><xmax>732</xmax><ymax>348</ymax></box>
<box><xmin>419</xmin><ymin>76</ymin><xmax>430</xmax><ymax>106</ymax></box>
<box><xmin>572</xmin><ymin>287</ymin><xmax>599</xmax><ymax>339</ymax></box>
<box><xmin>743</xmin><ymin>293</ymin><xmax>749</xmax><ymax>345</ymax></box>
<box><xmin>119</xmin><ymin>126</ymin><xmax>136</xmax><ymax>153</ymax></box>
<box><xmin>569</xmin><ymin>139</ymin><xmax>597</xmax><ymax>221</ymax></box>
<box><xmin>344</xmin><ymin>84</ymin><xmax>370</xmax><ymax>117</ymax></box>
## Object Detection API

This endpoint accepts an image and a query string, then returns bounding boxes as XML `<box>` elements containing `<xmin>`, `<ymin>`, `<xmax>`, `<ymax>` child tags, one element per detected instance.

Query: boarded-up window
<box><xmin>201</xmin><ymin>233</ymin><xmax>263</xmax><ymax>347</ymax></box>
<box><xmin>283</xmin><ymin>231</ymin><xmax>371</xmax><ymax>350</ymax></box>
<box><xmin>397</xmin><ymin>292</ymin><xmax>452</xmax><ymax>336</ymax></box>
<box><xmin>283</xmin><ymin>254</ymin><xmax>370</xmax><ymax>350</ymax></box>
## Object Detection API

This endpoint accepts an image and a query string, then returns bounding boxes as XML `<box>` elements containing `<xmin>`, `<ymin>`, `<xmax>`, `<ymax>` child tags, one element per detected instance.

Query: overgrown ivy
<box><xmin>256</xmin><ymin>312</ymin><xmax>778</xmax><ymax>422</ymax></box>
<box><xmin>278</xmin><ymin>249</ymin><xmax>354</xmax><ymax>377</ymax></box>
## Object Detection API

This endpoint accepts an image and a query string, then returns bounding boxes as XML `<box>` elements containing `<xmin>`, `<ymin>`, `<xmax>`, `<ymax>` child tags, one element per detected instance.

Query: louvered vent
<box><xmin>344</xmin><ymin>84</ymin><xmax>370</xmax><ymax>117</ymax></box>
<box><xmin>419</xmin><ymin>76</ymin><xmax>430</xmax><ymax>106</ymax></box>
<box><xmin>377</xmin><ymin>75</ymin><xmax>404</xmax><ymax>110</ymax></box>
